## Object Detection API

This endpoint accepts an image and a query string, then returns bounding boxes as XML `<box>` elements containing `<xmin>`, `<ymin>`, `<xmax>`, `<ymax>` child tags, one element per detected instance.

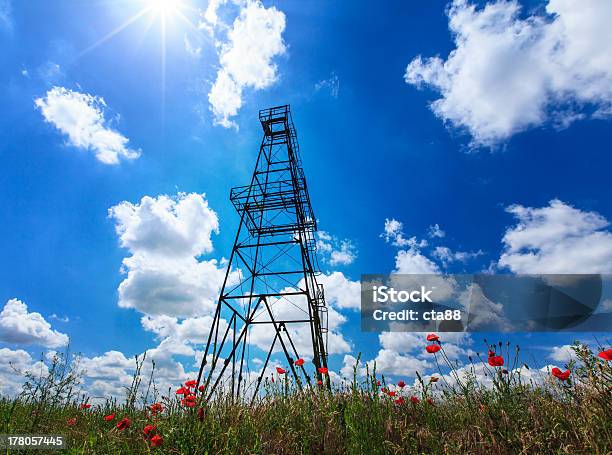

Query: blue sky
<box><xmin>0</xmin><ymin>0</ymin><xmax>611</xmax><ymax>397</ymax></box>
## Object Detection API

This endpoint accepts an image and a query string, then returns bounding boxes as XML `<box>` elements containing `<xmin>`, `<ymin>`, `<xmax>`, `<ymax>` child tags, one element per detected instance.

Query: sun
<box><xmin>145</xmin><ymin>0</ymin><xmax>183</xmax><ymax>16</ymax></box>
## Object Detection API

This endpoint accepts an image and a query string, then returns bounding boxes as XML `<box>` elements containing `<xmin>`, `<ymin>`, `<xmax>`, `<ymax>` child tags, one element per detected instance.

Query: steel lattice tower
<box><xmin>196</xmin><ymin>105</ymin><xmax>329</xmax><ymax>400</ymax></box>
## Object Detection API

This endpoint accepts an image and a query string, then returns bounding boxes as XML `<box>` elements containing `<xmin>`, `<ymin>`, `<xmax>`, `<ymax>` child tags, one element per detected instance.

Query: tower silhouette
<box><xmin>196</xmin><ymin>105</ymin><xmax>329</xmax><ymax>400</ymax></box>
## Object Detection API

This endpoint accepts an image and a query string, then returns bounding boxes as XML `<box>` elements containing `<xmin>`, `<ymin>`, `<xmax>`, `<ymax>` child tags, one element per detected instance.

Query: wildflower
<box><xmin>410</xmin><ymin>396</ymin><xmax>420</xmax><ymax>404</ymax></box>
<box><xmin>117</xmin><ymin>417</ymin><xmax>131</xmax><ymax>431</ymax></box>
<box><xmin>103</xmin><ymin>413</ymin><xmax>116</xmax><ymax>422</ymax></box>
<box><xmin>598</xmin><ymin>349</ymin><xmax>612</xmax><ymax>361</ymax></box>
<box><xmin>488</xmin><ymin>355</ymin><xmax>504</xmax><ymax>367</ymax></box>
<box><xmin>67</xmin><ymin>417</ymin><xmax>77</xmax><ymax>426</ymax></box>
<box><xmin>397</xmin><ymin>380</ymin><xmax>406</xmax><ymax>388</ymax></box>
<box><xmin>80</xmin><ymin>403</ymin><xmax>91</xmax><ymax>410</ymax></box>
<box><xmin>276</xmin><ymin>367</ymin><xmax>287</xmax><ymax>374</ymax></box>
<box><xmin>426</xmin><ymin>398</ymin><xmax>434</xmax><ymax>405</ymax></box>
<box><xmin>197</xmin><ymin>407</ymin><xmax>205</xmax><ymax>422</ymax></box>
<box><xmin>380</xmin><ymin>387</ymin><xmax>388</xmax><ymax>394</ymax></box>
<box><xmin>388</xmin><ymin>391</ymin><xmax>396</xmax><ymax>397</ymax></box>
<box><xmin>198</xmin><ymin>385</ymin><xmax>205</xmax><ymax>392</ymax></box>
<box><xmin>318</xmin><ymin>367</ymin><xmax>329</xmax><ymax>375</ymax></box>
<box><xmin>426</xmin><ymin>333</ymin><xmax>439</xmax><ymax>342</ymax></box>
<box><xmin>182</xmin><ymin>395</ymin><xmax>197</xmax><ymax>408</ymax></box>
<box><xmin>143</xmin><ymin>424</ymin><xmax>155</xmax><ymax>438</ymax></box>
<box><xmin>376</xmin><ymin>380</ymin><xmax>381</xmax><ymax>386</ymax></box>
<box><xmin>426</xmin><ymin>344</ymin><xmax>441</xmax><ymax>354</ymax></box>
<box><xmin>395</xmin><ymin>397</ymin><xmax>405</xmax><ymax>405</ymax></box>
<box><xmin>175</xmin><ymin>387</ymin><xmax>189</xmax><ymax>395</ymax></box>
<box><xmin>551</xmin><ymin>367</ymin><xmax>571</xmax><ymax>381</ymax></box>
<box><xmin>149</xmin><ymin>403</ymin><xmax>163</xmax><ymax>414</ymax></box>
<box><xmin>150</xmin><ymin>434</ymin><xmax>163</xmax><ymax>447</ymax></box>
<box><xmin>184</xmin><ymin>379</ymin><xmax>197</xmax><ymax>388</ymax></box>
<box><xmin>429</xmin><ymin>376</ymin><xmax>439</xmax><ymax>383</ymax></box>
<box><xmin>294</xmin><ymin>358</ymin><xmax>305</xmax><ymax>367</ymax></box>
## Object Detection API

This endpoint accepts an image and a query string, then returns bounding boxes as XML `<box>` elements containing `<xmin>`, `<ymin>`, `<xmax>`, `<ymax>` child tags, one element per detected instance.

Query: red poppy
<box><xmin>182</xmin><ymin>395</ymin><xmax>197</xmax><ymax>408</ymax></box>
<box><xmin>317</xmin><ymin>380</ymin><xmax>323</xmax><ymax>386</ymax></box>
<box><xmin>397</xmin><ymin>380</ymin><xmax>406</xmax><ymax>388</ymax></box>
<box><xmin>426</xmin><ymin>398</ymin><xmax>434</xmax><ymax>405</ymax></box>
<box><xmin>276</xmin><ymin>367</ymin><xmax>287</xmax><ymax>374</ymax></box>
<box><xmin>175</xmin><ymin>387</ymin><xmax>188</xmax><ymax>395</ymax></box>
<box><xmin>488</xmin><ymin>356</ymin><xmax>504</xmax><ymax>367</ymax></box>
<box><xmin>294</xmin><ymin>358</ymin><xmax>305</xmax><ymax>367</ymax></box>
<box><xmin>410</xmin><ymin>396</ymin><xmax>420</xmax><ymax>404</ymax></box>
<box><xmin>426</xmin><ymin>333</ymin><xmax>439</xmax><ymax>342</ymax></box>
<box><xmin>150</xmin><ymin>434</ymin><xmax>163</xmax><ymax>447</ymax></box>
<box><xmin>598</xmin><ymin>349</ymin><xmax>612</xmax><ymax>361</ymax></box>
<box><xmin>551</xmin><ymin>367</ymin><xmax>571</xmax><ymax>381</ymax></box>
<box><xmin>184</xmin><ymin>380</ymin><xmax>197</xmax><ymax>388</ymax></box>
<box><xmin>67</xmin><ymin>417</ymin><xmax>77</xmax><ymax>426</ymax></box>
<box><xmin>198</xmin><ymin>385</ymin><xmax>205</xmax><ymax>392</ymax></box>
<box><xmin>80</xmin><ymin>403</ymin><xmax>91</xmax><ymax>410</ymax></box>
<box><xmin>318</xmin><ymin>367</ymin><xmax>329</xmax><ymax>375</ymax></box>
<box><xmin>117</xmin><ymin>417</ymin><xmax>131</xmax><ymax>431</ymax></box>
<box><xmin>388</xmin><ymin>391</ymin><xmax>396</xmax><ymax>397</ymax></box>
<box><xmin>143</xmin><ymin>424</ymin><xmax>155</xmax><ymax>438</ymax></box>
<box><xmin>197</xmin><ymin>407</ymin><xmax>205</xmax><ymax>422</ymax></box>
<box><xmin>426</xmin><ymin>344</ymin><xmax>441</xmax><ymax>354</ymax></box>
<box><xmin>149</xmin><ymin>403</ymin><xmax>163</xmax><ymax>414</ymax></box>
<box><xmin>104</xmin><ymin>413</ymin><xmax>116</xmax><ymax>422</ymax></box>
<box><xmin>376</xmin><ymin>380</ymin><xmax>381</xmax><ymax>386</ymax></box>
<box><xmin>395</xmin><ymin>397</ymin><xmax>405</xmax><ymax>405</ymax></box>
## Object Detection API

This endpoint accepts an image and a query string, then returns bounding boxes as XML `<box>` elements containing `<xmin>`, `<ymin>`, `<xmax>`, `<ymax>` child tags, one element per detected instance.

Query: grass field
<box><xmin>2</xmin><ymin>340</ymin><xmax>611</xmax><ymax>454</ymax></box>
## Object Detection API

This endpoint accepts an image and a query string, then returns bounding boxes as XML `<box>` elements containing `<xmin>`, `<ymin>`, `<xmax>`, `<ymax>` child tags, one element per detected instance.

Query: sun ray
<box><xmin>77</xmin><ymin>7</ymin><xmax>151</xmax><ymax>58</ymax></box>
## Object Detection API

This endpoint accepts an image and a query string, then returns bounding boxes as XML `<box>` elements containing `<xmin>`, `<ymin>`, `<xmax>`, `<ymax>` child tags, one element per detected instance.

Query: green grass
<box><xmin>2</xmin><ymin>342</ymin><xmax>610</xmax><ymax>454</ymax></box>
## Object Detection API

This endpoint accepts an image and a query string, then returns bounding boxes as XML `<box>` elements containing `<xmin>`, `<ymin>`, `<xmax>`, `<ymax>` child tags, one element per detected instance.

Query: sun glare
<box><xmin>146</xmin><ymin>0</ymin><xmax>182</xmax><ymax>16</ymax></box>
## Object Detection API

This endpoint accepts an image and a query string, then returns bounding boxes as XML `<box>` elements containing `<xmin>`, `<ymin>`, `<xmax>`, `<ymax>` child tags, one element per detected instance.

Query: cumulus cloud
<box><xmin>0</xmin><ymin>348</ymin><xmax>48</xmax><ymax>396</ymax></box>
<box><xmin>381</xmin><ymin>218</ymin><xmax>427</xmax><ymax>249</ymax></box>
<box><xmin>207</xmin><ymin>0</ymin><xmax>286</xmax><ymax>127</ymax></box>
<box><xmin>35</xmin><ymin>87</ymin><xmax>140</xmax><ymax>164</ymax></box>
<box><xmin>317</xmin><ymin>231</ymin><xmax>357</xmax><ymax>266</ymax></box>
<box><xmin>405</xmin><ymin>0</ymin><xmax>612</xmax><ymax>147</ymax></box>
<box><xmin>548</xmin><ymin>344</ymin><xmax>577</xmax><ymax>363</ymax></box>
<box><xmin>498</xmin><ymin>199</ymin><xmax>612</xmax><ymax>273</ymax></box>
<box><xmin>0</xmin><ymin>299</ymin><xmax>69</xmax><ymax>348</ymax></box>
<box><xmin>109</xmin><ymin>193</ymin><xmax>236</xmax><ymax>317</ymax></box>
<box><xmin>317</xmin><ymin>271</ymin><xmax>360</xmax><ymax>310</ymax></box>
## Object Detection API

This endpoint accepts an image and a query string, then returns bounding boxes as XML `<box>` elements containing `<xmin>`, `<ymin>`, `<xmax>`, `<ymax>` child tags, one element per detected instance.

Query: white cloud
<box><xmin>381</xmin><ymin>218</ymin><xmax>427</xmax><ymax>249</ymax></box>
<box><xmin>0</xmin><ymin>299</ymin><xmax>69</xmax><ymax>348</ymax></box>
<box><xmin>405</xmin><ymin>0</ymin><xmax>612</xmax><ymax>147</ymax></box>
<box><xmin>184</xmin><ymin>34</ymin><xmax>202</xmax><ymax>58</ymax></box>
<box><xmin>548</xmin><ymin>344</ymin><xmax>577</xmax><ymax>363</ymax></box>
<box><xmin>0</xmin><ymin>348</ymin><xmax>48</xmax><ymax>396</ymax></box>
<box><xmin>208</xmin><ymin>0</ymin><xmax>286</xmax><ymax>127</ymax></box>
<box><xmin>315</xmin><ymin>72</ymin><xmax>340</xmax><ymax>98</ymax></box>
<box><xmin>432</xmin><ymin>246</ymin><xmax>483</xmax><ymax>266</ymax></box>
<box><xmin>428</xmin><ymin>224</ymin><xmax>445</xmax><ymax>239</ymax></box>
<box><xmin>394</xmin><ymin>249</ymin><xmax>440</xmax><ymax>274</ymax></box>
<box><xmin>317</xmin><ymin>231</ymin><xmax>357</xmax><ymax>266</ymax></box>
<box><xmin>35</xmin><ymin>87</ymin><xmax>140</xmax><ymax>164</ymax></box>
<box><xmin>498</xmin><ymin>199</ymin><xmax>612</xmax><ymax>273</ymax></box>
<box><xmin>317</xmin><ymin>271</ymin><xmax>360</xmax><ymax>310</ymax></box>
<box><xmin>0</xmin><ymin>0</ymin><xmax>12</xmax><ymax>32</ymax></box>
<box><xmin>109</xmin><ymin>193</ymin><xmax>236</xmax><ymax>317</ymax></box>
